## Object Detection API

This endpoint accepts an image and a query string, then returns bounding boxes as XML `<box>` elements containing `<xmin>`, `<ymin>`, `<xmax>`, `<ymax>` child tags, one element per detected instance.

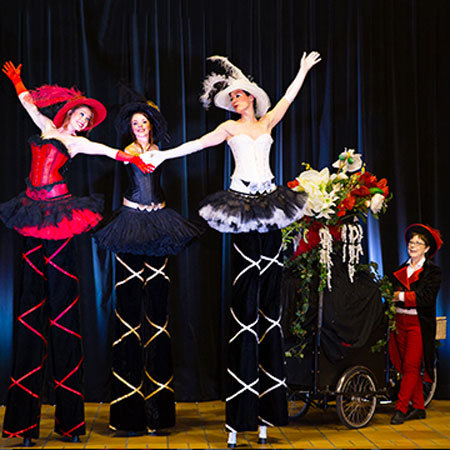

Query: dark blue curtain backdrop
<box><xmin>0</xmin><ymin>0</ymin><xmax>449</xmax><ymax>403</ymax></box>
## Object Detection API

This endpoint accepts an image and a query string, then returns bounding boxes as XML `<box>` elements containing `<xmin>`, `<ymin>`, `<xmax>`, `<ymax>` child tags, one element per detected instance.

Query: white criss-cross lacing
<box><xmin>229</xmin><ymin>307</ymin><xmax>259</xmax><ymax>344</ymax></box>
<box><xmin>258</xmin><ymin>364</ymin><xmax>287</xmax><ymax>398</ymax></box>
<box><xmin>232</xmin><ymin>243</ymin><xmax>261</xmax><ymax>286</ymax></box>
<box><xmin>259</xmin><ymin>242</ymin><xmax>284</xmax><ymax>275</ymax></box>
<box><xmin>225</xmin><ymin>368</ymin><xmax>259</xmax><ymax>402</ymax></box>
<box><xmin>258</xmin><ymin>307</ymin><xmax>282</xmax><ymax>343</ymax></box>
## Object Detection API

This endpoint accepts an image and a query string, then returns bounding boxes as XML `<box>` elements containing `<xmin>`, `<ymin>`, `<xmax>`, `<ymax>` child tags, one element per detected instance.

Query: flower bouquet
<box><xmin>284</xmin><ymin>148</ymin><xmax>391</xmax><ymax>289</ymax></box>
<box><xmin>282</xmin><ymin>149</ymin><xmax>394</xmax><ymax>357</ymax></box>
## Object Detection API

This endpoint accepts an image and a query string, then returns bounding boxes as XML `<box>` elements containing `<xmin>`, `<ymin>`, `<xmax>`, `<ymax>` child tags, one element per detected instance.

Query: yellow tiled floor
<box><xmin>0</xmin><ymin>400</ymin><xmax>449</xmax><ymax>448</ymax></box>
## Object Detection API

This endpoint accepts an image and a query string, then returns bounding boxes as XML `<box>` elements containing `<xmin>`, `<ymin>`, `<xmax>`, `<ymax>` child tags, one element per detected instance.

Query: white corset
<box><xmin>228</xmin><ymin>134</ymin><xmax>275</xmax><ymax>194</ymax></box>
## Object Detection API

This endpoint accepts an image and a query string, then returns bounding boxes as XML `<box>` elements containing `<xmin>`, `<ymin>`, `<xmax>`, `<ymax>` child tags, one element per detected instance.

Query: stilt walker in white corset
<box><xmin>144</xmin><ymin>51</ymin><xmax>321</xmax><ymax>447</ymax></box>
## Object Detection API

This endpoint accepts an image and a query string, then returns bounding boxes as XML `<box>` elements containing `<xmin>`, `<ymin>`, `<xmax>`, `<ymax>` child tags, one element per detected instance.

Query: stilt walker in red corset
<box><xmin>0</xmin><ymin>61</ymin><xmax>152</xmax><ymax>447</ymax></box>
<box><xmin>389</xmin><ymin>224</ymin><xmax>443</xmax><ymax>425</ymax></box>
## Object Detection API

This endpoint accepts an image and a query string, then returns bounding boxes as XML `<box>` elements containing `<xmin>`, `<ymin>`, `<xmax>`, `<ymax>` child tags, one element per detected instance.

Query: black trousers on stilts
<box><xmin>2</xmin><ymin>237</ymin><xmax>85</xmax><ymax>439</ymax></box>
<box><xmin>225</xmin><ymin>230</ymin><xmax>288</xmax><ymax>433</ymax></box>
<box><xmin>110</xmin><ymin>253</ymin><xmax>175</xmax><ymax>432</ymax></box>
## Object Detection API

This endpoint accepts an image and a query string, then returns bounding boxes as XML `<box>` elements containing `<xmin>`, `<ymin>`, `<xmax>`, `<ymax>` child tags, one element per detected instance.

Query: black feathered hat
<box><xmin>114</xmin><ymin>82</ymin><xmax>168</xmax><ymax>143</ymax></box>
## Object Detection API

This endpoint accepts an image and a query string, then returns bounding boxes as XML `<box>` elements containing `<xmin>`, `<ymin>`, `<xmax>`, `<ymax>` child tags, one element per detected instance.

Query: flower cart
<box><xmin>282</xmin><ymin>149</ymin><xmax>393</xmax><ymax>428</ymax></box>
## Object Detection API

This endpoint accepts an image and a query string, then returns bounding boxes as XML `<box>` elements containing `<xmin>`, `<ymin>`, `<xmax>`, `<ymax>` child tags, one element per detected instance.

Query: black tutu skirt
<box><xmin>198</xmin><ymin>185</ymin><xmax>308</xmax><ymax>233</ymax></box>
<box><xmin>94</xmin><ymin>206</ymin><xmax>204</xmax><ymax>256</ymax></box>
<box><xmin>0</xmin><ymin>191</ymin><xmax>104</xmax><ymax>240</ymax></box>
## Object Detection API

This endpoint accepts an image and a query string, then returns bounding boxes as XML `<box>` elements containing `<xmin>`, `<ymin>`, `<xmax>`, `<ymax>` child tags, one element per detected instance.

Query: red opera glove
<box><xmin>2</xmin><ymin>61</ymin><xmax>27</xmax><ymax>95</ymax></box>
<box><xmin>115</xmin><ymin>151</ymin><xmax>155</xmax><ymax>173</ymax></box>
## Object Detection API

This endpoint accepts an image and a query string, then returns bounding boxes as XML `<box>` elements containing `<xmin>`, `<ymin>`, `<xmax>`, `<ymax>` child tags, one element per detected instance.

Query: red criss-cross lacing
<box><xmin>9</xmin><ymin>355</ymin><xmax>47</xmax><ymax>399</ymax></box>
<box><xmin>18</xmin><ymin>299</ymin><xmax>48</xmax><ymax>345</ymax></box>
<box><xmin>54</xmin><ymin>357</ymin><xmax>84</xmax><ymax>398</ymax></box>
<box><xmin>23</xmin><ymin>244</ymin><xmax>46</xmax><ymax>279</ymax></box>
<box><xmin>45</xmin><ymin>238</ymin><xmax>84</xmax><ymax>400</ymax></box>
<box><xmin>3</xmin><ymin>422</ymin><xmax>38</xmax><ymax>438</ymax></box>
<box><xmin>9</xmin><ymin>245</ymin><xmax>49</xmax><ymax>402</ymax></box>
<box><xmin>56</xmin><ymin>419</ymin><xmax>85</xmax><ymax>438</ymax></box>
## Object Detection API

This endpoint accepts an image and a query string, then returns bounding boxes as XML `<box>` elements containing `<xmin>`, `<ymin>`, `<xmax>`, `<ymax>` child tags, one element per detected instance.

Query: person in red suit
<box><xmin>389</xmin><ymin>223</ymin><xmax>443</xmax><ymax>425</ymax></box>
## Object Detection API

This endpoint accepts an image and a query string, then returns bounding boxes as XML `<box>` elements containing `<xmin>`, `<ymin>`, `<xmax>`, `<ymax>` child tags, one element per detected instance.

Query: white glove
<box><xmin>283</xmin><ymin>51</ymin><xmax>321</xmax><ymax>104</ymax></box>
<box><xmin>141</xmin><ymin>140</ymin><xmax>204</xmax><ymax>169</ymax></box>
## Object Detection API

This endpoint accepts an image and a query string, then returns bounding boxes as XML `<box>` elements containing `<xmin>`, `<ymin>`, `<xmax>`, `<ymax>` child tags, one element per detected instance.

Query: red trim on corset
<box><xmin>26</xmin><ymin>183</ymin><xmax>70</xmax><ymax>201</ymax></box>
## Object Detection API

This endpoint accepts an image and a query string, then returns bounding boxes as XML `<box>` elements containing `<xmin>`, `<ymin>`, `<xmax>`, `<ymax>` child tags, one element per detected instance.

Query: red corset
<box><xmin>29</xmin><ymin>140</ymin><xmax>69</xmax><ymax>187</ymax></box>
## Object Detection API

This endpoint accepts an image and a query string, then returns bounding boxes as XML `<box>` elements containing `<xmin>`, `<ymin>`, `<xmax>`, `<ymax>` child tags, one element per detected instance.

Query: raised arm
<box><xmin>264</xmin><ymin>51</ymin><xmax>321</xmax><ymax>129</ymax></box>
<box><xmin>142</xmin><ymin>121</ymin><xmax>230</xmax><ymax>167</ymax></box>
<box><xmin>2</xmin><ymin>61</ymin><xmax>54</xmax><ymax>131</ymax></box>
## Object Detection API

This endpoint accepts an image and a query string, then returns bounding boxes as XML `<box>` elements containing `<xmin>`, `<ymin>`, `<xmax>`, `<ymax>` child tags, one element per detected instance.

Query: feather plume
<box><xmin>200</xmin><ymin>72</ymin><xmax>229</xmax><ymax>109</ymax></box>
<box><xmin>30</xmin><ymin>85</ymin><xmax>83</xmax><ymax>108</ymax></box>
<box><xmin>207</xmin><ymin>55</ymin><xmax>249</xmax><ymax>81</ymax></box>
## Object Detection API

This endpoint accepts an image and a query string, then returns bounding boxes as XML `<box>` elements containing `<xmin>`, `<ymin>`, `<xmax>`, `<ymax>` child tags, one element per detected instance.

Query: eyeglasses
<box><xmin>408</xmin><ymin>240</ymin><xmax>426</xmax><ymax>247</ymax></box>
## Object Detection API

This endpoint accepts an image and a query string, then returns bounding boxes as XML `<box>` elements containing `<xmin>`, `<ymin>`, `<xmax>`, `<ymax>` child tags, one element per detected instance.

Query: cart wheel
<box><xmin>336</xmin><ymin>366</ymin><xmax>377</xmax><ymax>429</ymax></box>
<box><xmin>287</xmin><ymin>387</ymin><xmax>310</xmax><ymax>419</ymax></box>
<box><xmin>424</xmin><ymin>366</ymin><xmax>437</xmax><ymax>408</ymax></box>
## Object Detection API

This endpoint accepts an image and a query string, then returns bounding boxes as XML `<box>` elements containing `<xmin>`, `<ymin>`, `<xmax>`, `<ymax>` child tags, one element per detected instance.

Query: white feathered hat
<box><xmin>200</xmin><ymin>55</ymin><xmax>271</xmax><ymax>117</ymax></box>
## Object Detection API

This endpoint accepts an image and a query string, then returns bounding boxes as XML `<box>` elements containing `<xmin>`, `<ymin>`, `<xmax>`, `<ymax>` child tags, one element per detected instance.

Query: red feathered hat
<box><xmin>30</xmin><ymin>85</ymin><xmax>106</xmax><ymax>130</ymax></box>
<box><xmin>405</xmin><ymin>223</ymin><xmax>443</xmax><ymax>258</ymax></box>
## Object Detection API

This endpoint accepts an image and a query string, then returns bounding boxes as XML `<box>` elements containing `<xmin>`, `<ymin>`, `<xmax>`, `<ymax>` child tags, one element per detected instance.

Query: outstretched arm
<box><xmin>65</xmin><ymin>136</ymin><xmax>154</xmax><ymax>173</ymax></box>
<box><xmin>264</xmin><ymin>51</ymin><xmax>321</xmax><ymax>129</ymax></box>
<box><xmin>3</xmin><ymin>61</ymin><xmax>54</xmax><ymax>131</ymax></box>
<box><xmin>142</xmin><ymin>122</ymin><xmax>230</xmax><ymax>168</ymax></box>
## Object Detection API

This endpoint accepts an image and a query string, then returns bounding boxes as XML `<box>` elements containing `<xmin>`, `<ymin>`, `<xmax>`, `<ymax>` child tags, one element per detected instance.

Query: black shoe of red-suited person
<box><xmin>391</xmin><ymin>410</ymin><xmax>406</xmax><ymax>425</ymax></box>
<box><xmin>405</xmin><ymin>408</ymin><xmax>426</xmax><ymax>421</ymax></box>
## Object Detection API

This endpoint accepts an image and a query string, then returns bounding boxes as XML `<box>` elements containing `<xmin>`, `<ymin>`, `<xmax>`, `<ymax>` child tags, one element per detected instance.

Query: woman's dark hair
<box><xmin>242</xmin><ymin>90</ymin><xmax>258</xmax><ymax>115</ymax></box>
<box><xmin>129</xmin><ymin>111</ymin><xmax>154</xmax><ymax>146</ymax></box>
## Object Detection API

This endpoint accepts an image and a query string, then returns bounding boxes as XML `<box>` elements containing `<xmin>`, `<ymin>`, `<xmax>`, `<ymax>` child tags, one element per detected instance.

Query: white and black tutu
<box><xmin>198</xmin><ymin>185</ymin><xmax>307</xmax><ymax>233</ymax></box>
<box><xmin>94</xmin><ymin>205</ymin><xmax>204</xmax><ymax>256</ymax></box>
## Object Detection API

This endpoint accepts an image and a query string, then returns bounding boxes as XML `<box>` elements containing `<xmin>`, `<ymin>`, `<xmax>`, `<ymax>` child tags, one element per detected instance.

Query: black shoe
<box><xmin>227</xmin><ymin>444</ymin><xmax>236</xmax><ymax>449</ymax></box>
<box><xmin>405</xmin><ymin>408</ymin><xmax>426</xmax><ymax>421</ymax></box>
<box><xmin>23</xmin><ymin>438</ymin><xmax>35</xmax><ymax>447</ymax></box>
<box><xmin>391</xmin><ymin>410</ymin><xmax>406</xmax><ymax>425</ymax></box>
<box><xmin>258</xmin><ymin>437</ymin><xmax>267</xmax><ymax>444</ymax></box>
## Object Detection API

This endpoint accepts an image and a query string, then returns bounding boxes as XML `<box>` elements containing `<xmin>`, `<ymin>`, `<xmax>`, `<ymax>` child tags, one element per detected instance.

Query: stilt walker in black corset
<box><xmin>95</xmin><ymin>89</ymin><xmax>203</xmax><ymax>435</ymax></box>
<box><xmin>0</xmin><ymin>62</ymin><xmax>152</xmax><ymax>447</ymax></box>
<box><xmin>144</xmin><ymin>51</ymin><xmax>321</xmax><ymax>447</ymax></box>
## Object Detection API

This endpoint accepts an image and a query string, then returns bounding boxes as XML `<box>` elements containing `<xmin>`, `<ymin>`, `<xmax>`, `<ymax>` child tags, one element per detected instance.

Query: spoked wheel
<box><xmin>336</xmin><ymin>366</ymin><xmax>377</xmax><ymax>429</ymax></box>
<box><xmin>424</xmin><ymin>366</ymin><xmax>438</xmax><ymax>408</ymax></box>
<box><xmin>287</xmin><ymin>387</ymin><xmax>311</xmax><ymax>419</ymax></box>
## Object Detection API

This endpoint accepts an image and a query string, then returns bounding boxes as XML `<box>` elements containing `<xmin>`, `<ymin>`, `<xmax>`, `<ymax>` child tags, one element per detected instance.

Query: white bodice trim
<box><xmin>228</xmin><ymin>134</ymin><xmax>275</xmax><ymax>194</ymax></box>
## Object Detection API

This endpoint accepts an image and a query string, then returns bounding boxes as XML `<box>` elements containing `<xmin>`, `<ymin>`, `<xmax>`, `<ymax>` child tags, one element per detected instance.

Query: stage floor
<box><xmin>0</xmin><ymin>400</ymin><xmax>449</xmax><ymax>448</ymax></box>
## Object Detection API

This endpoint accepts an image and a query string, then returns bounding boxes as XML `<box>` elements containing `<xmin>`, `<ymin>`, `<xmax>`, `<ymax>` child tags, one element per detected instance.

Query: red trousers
<box><xmin>391</xmin><ymin>314</ymin><xmax>424</xmax><ymax>413</ymax></box>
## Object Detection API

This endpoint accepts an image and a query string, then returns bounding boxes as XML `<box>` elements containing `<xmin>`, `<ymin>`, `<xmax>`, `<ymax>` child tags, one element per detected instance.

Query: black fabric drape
<box><xmin>1</xmin><ymin>0</ymin><xmax>449</xmax><ymax>403</ymax></box>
